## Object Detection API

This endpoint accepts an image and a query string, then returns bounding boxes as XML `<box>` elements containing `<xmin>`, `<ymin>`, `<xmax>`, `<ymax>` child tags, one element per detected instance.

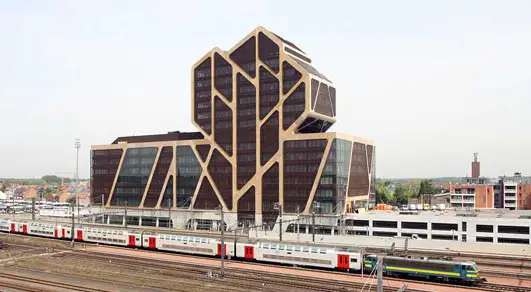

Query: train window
<box><xmin>201</xmin><ymin>238</ymin><xmax>207</xmax><ymax>243</ymax></box>
<box><xmin>119</xmin><ymin>231</ymin><xmax>123</xmax><ymax>235</ymax></box>
<box><xmin>279</xmin><ymin>245</ymin><xmax>285</xmax><ymax>250</ymax></box>
<box><xmin>351</xmin><ymin>258</ymin><xmax>357</xmax><ymax>263</ymax></box>
<box><xmin>263</xmin><ymin>243</ymin><xmax>269</xmax><ymax>249</ymax></box>
<box><xmin>171</xmin><ymin>236</ymin><xmax>176</xmax><ymax>240</ymax></box>
<box><xmin>271</xmin><ymin>243</ymin><xmax>277</xmax><ymax>249</ymax></box>
<box><xmin>311</xmin><ymin>248</ymin><xmax>318</xmax><ymax>253</ymax></box>
<box><xmin>320</xmin><ymin>249</ymin><xmax>326</xmax><ymax>254</ymax></box>
<box><xmin>303</xmin><ymin>246</ymin><xmax>310</xmax><ymax>253</ymax></box>
<box><xmin>466</xmin><ymin>265</ymin><xmax>475</xmax><ymax>271</ymax></box>
<box><xmin>113</xmin><ymin>231</ymin><xmax>118</xmax><ymax>235</ymax></box>
<box><xmin>195</xmin><ymin>238</ymin><xmax>200</xmax><ymax>243</ymax></box>
<box><xmin>286</xmin><ymin>245</ymin><xmax>293</xmax><ymax>251</ymax></box>
<box><xmin>294</xmin><ymin>246</ymin><xmax>301</xmax><ymax>252</ymax></box>
<box><xmin>177</xmin><ymin>236</ymin><xmax>182</xmax><ymax>241</ymax></box>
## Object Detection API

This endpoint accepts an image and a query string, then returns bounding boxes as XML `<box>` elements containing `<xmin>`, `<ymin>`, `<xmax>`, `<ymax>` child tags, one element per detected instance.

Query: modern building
<box><xmin>91</xmin><ymin>26</ymin><xmax>375</xmax><ymax>229</ymax></box>
<box><xmin>449</xmin><ymin>184</ymin><xmax>494</xmax><ymax>209</ymax></box>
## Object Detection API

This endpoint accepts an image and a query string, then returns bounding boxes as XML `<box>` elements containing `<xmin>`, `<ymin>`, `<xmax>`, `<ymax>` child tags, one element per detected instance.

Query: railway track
<box><xmin>84</xmin><ymin>248</ymin><xmax>531</xmax><ymax>292</ymax></box>
<box><xmin>64</xmin><ymin>251</ymin><xmax>419</xmax><ymax>292</ymax></box>
<box><xmin>0</xmin><ymin>271</ymin><xmax>112</xmax><ymax>292</ymax></box>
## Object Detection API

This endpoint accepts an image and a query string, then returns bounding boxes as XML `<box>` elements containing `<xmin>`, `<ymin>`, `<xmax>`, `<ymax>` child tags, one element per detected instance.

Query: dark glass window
<box><xmin>230</xmin><ymin>36</ymin><xmax>256</xmax><ymax>78</ymax></box>
<box><xmin>260</xmin><ymin>111</ymin><xmax>279</xmax><ymax>165</ymax></box>
<box><xmin>498</xmin><ymin>238</ymin><xmax>529</xmax><ymax>244</ymax></box>
<box><xmin>91</xmin><ymin>149</ymin><xmax>123</xmax><ymax>205</ymax></box>
<box><xmin>282</xmin><ymin>82</ymin><xmax>305</xmax><ymax>130</ymax></box>
<box><xmin>161</xmin><ymin>175</ymin><xmax>174</xmax><ymax>208</ymax></box>
<box><xmin>259</xmin><ymin>66</ymin><xmax>279</xmax><ymax>119</ymax></box>
<box><xmin>432</xmin><ymin>223</ymin><xmax>458</xmax><ymax>231</ymax></box>
<box><xmin>283</xmin><ymin>139</ymin><xmax>327</xmax><ymax>213</ymax></box>
<box><xmin>498</xmin><ymin>225</ymin><xmax>529</xmax><ymax>234</ymax></box>
<box><xmin>258</xmin><ymin>32</ymin><xmax>279</xmax><ymax>73</ymax></box>
<box><xmin>144</xmin><ymin>146</ymin><xmax>173</xmax><ymax>208</ymax></box>
<box><xmin>111</xmin><ymin>147</ymin><xmax>157</xmax><ymax>207</ymax></box>
<box><xmin>401</xmin><ymin>222</ymin><xmax>427</xmax><ymax>230</ymax></box>
<box><xmin>237</xmin><ymin>187</ymin><xmax>255</xmax><ymax>226</ymax></box>
<box><xmin>282</xmin><ymin>61</ymin><xmax>302</xmax><ymax>94</ymax></box>
<box><xmin>214</xmin><ymin>96</ymin><xmax>233</xmax><ymax>156</ymax></box>
<box><xmin>208</xmin><ymin>149</ymin><xmax>233</xmax><ymax>209</ymax></box>
<box><xmin>236</xmin><ymin>73</ymin><xmax>256</xmax><ymax>189</ymax></box>
<box><xmin>347</xmin><ymin>142</ymin><xmax>369</xmax><ymax>198</ymax></box>
<box><xmin>432</xmin><ymin>234</ymin><xmax>456</xmax><ymax>241</ymax></box>
<box><xmin>194</xmin><ymin>57</ymin><xmax>212</xmax><ymax>134</ymax></box>
<box><xmin>176</xmin><ymin>146</ymin><xmax>201</xmax><ymax>208</ymax></box>
<box><xmin>476</xmin><ymin>236</ymin><xmax>493</xmax><ymax>243</ymax></box>
<box><xmin>262</xmin><ymin>163</ymin><xmax>279</xmax><ymax>227</ymax></box>
<box><xmin>353</xmin><ymin>220</ymin><xmax>369</xmax><ymax>227</ymax></box>
<box><xmin>311</xmin><ymin>139</ymin><xmax>352</xmax><ymax>214</ymax></box>
<box><xmin>214</xmin><ymin>53</ymin><xmax>233</xmax><ymax>100</ymax></box>
<box><xmin>373</xmin><ymin>221</ymin><xmax>398</xmax><ymax>228</ymax></box>
<box><xmin>476</xmin><ymin>225</ymin><xmax>493</xmax><ymax>233</ymax></box>
<box><xmin>373</xmin><ymin>231</ymin><xmax>397</xmax><ymax>237</ymax></box>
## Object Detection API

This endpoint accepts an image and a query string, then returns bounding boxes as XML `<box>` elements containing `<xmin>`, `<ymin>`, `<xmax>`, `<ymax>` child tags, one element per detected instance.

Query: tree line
<box><xmin>375</xmin><ymin>179</ymin><xmax>441</xmax><ymax>206</ymax></box>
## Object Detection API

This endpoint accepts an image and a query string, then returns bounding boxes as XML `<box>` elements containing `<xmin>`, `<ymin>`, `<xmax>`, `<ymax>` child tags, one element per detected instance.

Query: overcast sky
<box><xmin>1</xmin><ymin>1</ymin><xmax>530</xmax><ymax>179</ymax></box>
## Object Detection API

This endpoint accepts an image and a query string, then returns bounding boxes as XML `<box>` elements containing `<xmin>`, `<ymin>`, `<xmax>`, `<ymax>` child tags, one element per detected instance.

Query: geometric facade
<box><xmin>91</xmin><ymin>26</ymin><xmax>375</xmax><ymax>227</ymax></box>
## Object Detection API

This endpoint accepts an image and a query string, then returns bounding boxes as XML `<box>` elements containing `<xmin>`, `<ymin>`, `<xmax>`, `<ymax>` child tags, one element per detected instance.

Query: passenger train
<box><xmin>0</xmin><ymin>218</ymin><xmax>480</xmax><ymax>284</ymax></box>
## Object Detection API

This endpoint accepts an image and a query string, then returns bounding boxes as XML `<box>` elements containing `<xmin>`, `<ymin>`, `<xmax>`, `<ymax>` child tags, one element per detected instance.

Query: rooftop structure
<box><xmin>91</xmin><ymin>26</ymin><xmax>375</xmax><ymax>228</ymax></box>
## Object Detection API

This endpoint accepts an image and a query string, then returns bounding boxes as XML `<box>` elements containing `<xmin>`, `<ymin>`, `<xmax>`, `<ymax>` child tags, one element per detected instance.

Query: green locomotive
<box><xmin>364</xmin><ymin>255</ymin><xmax>480</xmax><ymax>283</ymax></box>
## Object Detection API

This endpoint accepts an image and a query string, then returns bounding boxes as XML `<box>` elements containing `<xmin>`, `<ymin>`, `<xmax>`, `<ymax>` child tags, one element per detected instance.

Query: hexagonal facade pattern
<box><xmin>91</xmin><ymin>26</ymin><xmax>375</xmax><ymax>227</ymax></box>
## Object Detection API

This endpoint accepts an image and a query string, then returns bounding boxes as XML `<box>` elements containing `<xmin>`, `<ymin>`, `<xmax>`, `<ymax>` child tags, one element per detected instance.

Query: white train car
<box><xmin>143</xmin><ymin>232</ymin><xmax>235</xmax><ymax>257</ymax></box>
<box><xmin>82</xmin><ymin>226</ymin><xmax>142</xmax><ymax>247</ymax></box>
<box><xmin>251</xmin><ymin>242</ymin><xmax>362</xmax><ymax>271</ymax></box>
<box><xmin>0</xmin><ymin>218</ymin><xmax>11</xmax><ymax>233</ymax></box>
<box><xmin>26</xmin><ymin>221</ymin><xmax>58</xmax><ymax>238</ymax></box>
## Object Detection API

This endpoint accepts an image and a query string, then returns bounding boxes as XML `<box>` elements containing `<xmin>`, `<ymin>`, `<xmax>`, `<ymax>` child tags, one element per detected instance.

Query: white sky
<box><xmin>1</xmin><ymin>0</ymin><xmax>530</xmax><ymax>179</ymax></box>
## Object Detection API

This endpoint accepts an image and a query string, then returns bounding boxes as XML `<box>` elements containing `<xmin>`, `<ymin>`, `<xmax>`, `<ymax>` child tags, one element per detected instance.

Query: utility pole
<box><xmin>74</xmin><ymin>139</ymin><xmax>80</xmax><ymax>220</ymax></box>
<box><xmin>31</xmin><ymin>198</ymin><xmax>35</xmax><ymax>221</ymax></box>
<box><xmin>339</xmin><ymin>214</ymin><xmax>343</xmax><ymax>236</ymax></box>
<box><xmin>219</xmin><ymin>205</ymin><xmax>225</xmax><ymax>277</ymax></box>
<box><xmin>312</xmin><ymin>211</ymin><xmax>316</xmax><ymax>243</ymax></box>
<box><xmin>11</xmin><ymin>191</ymin><xmax>14</xmax><ymax>218</ymax></box>
<box><xmin>74</xmin><ymin>139</ymin><xmax>80</xmax><ymax>186</ymax></box>
<box><xmin>101</xmin><ymin>194</ymin><xmax>105</xmax><ymax>223</ymax></box>
<box><xmin>124</xmin><ymin>201</ymin><xmax>128</xmax><ymax>228</ymax></box>
<box><xmin>377</xmin><ymin>255</ymin><xmax>383</xmax><ymax>292</ymax></box>
<box><xmin>71</xmin><ymin>203</ymin><xmax>75</xmax><ymax>246</ymax></box>
<box><xmin>77</xmin><ymin>196</ymin><xmax>80</xmax><ymax>223</ymax></box>
<box><xmin>168</xmin><ymin>198</ymin><xmax>171</xmax><ymax>232</ymax></box>
<box><xmin>273</xmin><ymin>202</ymin><xmax>282</xmax><ymax>241</ymax></box>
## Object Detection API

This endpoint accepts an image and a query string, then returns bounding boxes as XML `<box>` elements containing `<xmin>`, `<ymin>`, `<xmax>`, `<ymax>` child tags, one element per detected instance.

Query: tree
<box><xmin>394</xmin><ymin>184</ymin><xmax>411</xmax><ymax>205</ymax></box>
<box><xmin>418</xmin><ymin>180</ymin><xmax>436</xmax><ymax>196</ymax></box>
<box><xmin>375</xmin><ymin>180</ymin><xmax>393</xmax><ymax>204</ymax></box>
<box><xmin>41</xmin><ymin>175</ymin><xmax>61</xmax><ymax>184</ymax></box>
